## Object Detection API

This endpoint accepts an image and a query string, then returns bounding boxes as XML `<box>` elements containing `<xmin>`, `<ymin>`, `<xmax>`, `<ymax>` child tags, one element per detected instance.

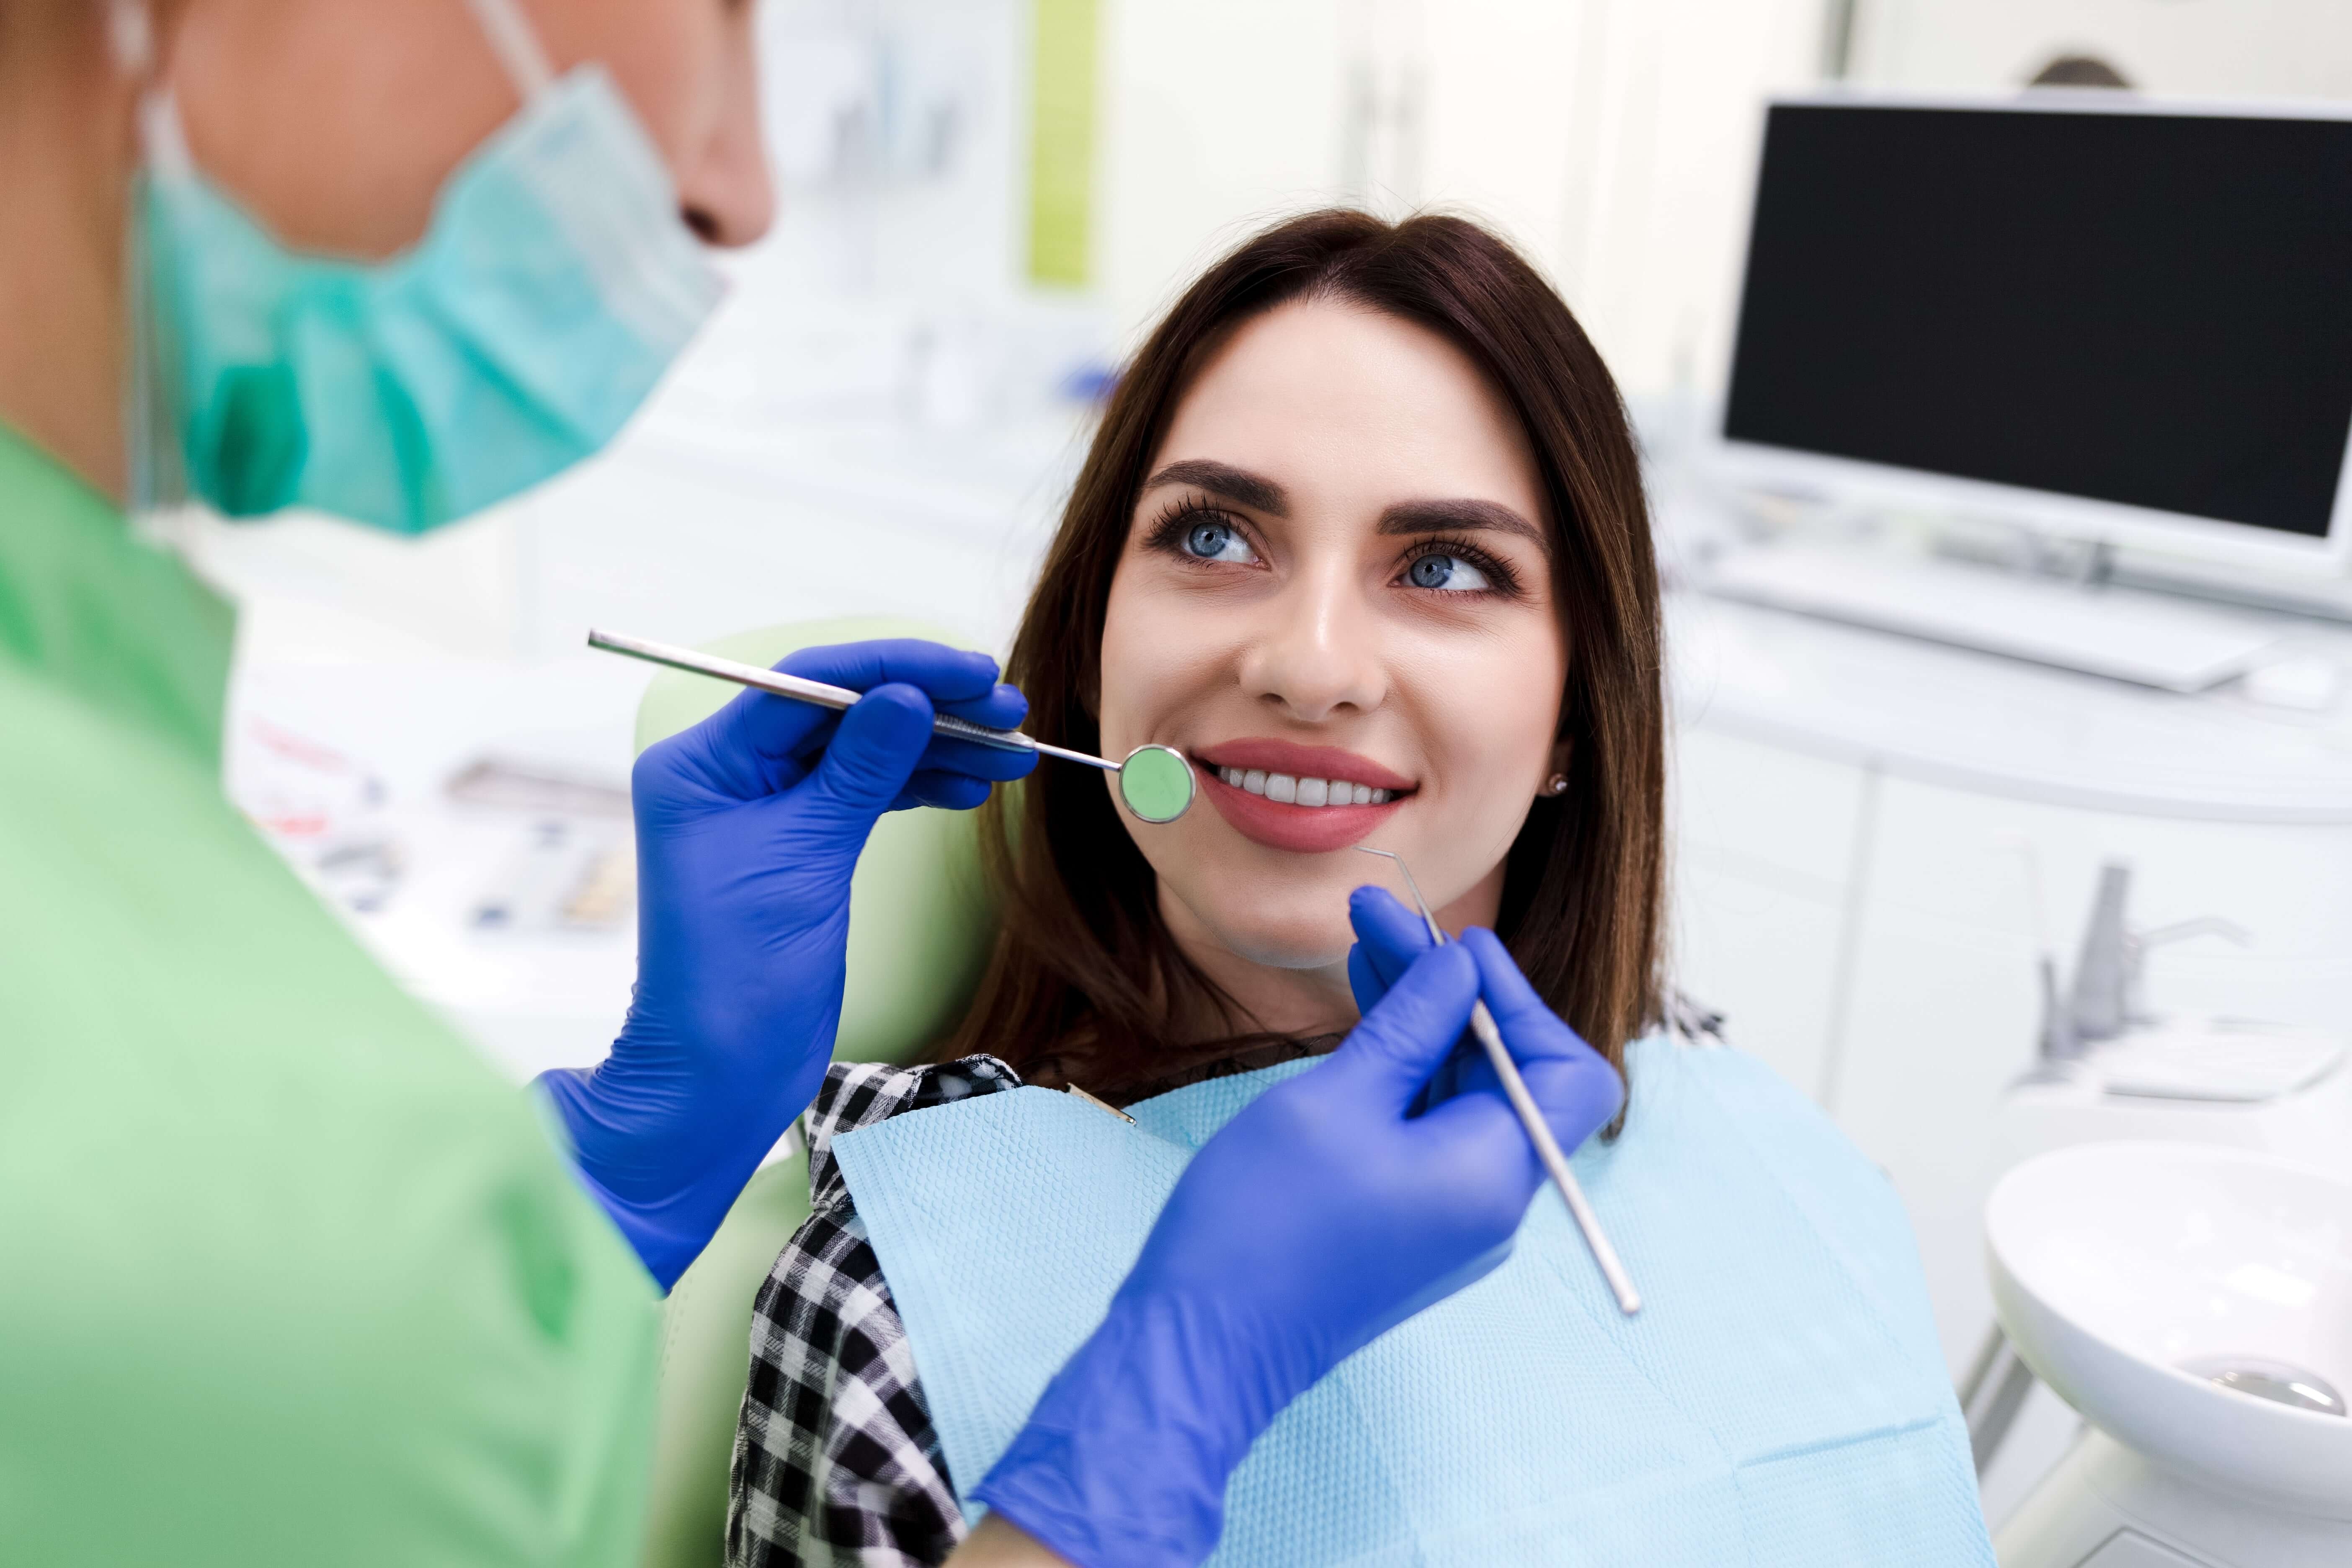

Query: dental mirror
<box><xmin>1115</xmin><ymin>743</ymin><xmax>1195</xmax><ymax>823</ymax></box>
<box><xmin>588</xmin><ymin>629</ymin><xmax>1197</xmax><ymax>824</ymax></box>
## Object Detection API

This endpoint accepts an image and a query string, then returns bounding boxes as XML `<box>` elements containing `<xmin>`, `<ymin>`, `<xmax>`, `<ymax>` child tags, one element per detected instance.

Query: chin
<box><xmin>1180</xmin><ymin>888</ymin><xmax>1355</xmax><ymax>971</ymax></box>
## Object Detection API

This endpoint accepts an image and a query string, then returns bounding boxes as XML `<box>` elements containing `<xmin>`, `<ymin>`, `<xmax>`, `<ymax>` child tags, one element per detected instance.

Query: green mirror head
<box><xmin>1117</xmin><ymin>744</ymin><xmax>1195</xmax><ymax>824</ymax></box>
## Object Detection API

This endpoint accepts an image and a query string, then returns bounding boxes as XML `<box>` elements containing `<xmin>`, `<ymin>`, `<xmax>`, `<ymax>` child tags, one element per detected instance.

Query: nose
<box><xmin>678</xmin><ymin>30</ymin><xmax>775</xmax><ymax>247</ymax></box>
<box><xmin>1237</xmin><ymin>559</ymin><xmax>1390</xmax><ymax>724</ymax></box>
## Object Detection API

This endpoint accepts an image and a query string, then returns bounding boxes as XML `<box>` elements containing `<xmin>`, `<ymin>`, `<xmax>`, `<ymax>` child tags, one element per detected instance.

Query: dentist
<box><xmin>0</xmin><ymin>4</ymin><xmax>1622</xmax><ymax>1565</ymax></box>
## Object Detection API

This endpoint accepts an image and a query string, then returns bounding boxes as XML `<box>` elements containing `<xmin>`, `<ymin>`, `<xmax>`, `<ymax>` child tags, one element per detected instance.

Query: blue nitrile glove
<box><xmin>539</xmin><ymin>640</ymin><xmax>1035</xmax><ymax>1289</ymax></box>
<box><xmin>973</xmin><ymin>892</ymin><xmax>1625</xmax><ymax>1568</ymax></box>
<box><xmin>1348</xmin><ymin>882</ymin><xmax>1481</xmax><ymax>1106</ymax></box>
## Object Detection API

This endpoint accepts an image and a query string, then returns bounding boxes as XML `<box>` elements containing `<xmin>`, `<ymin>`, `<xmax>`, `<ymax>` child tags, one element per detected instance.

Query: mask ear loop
<box><xmin>463</xmin><ymin>0</ymin><xmax>559</xmax><ymax>103</ymax></box>
<box><xmin>113</xmin><ymin>0</ymin><xmax>190</xmax><ymax>519</ymax></box>
<box><xmin>108</xmin><ymin>0</ymin><xmax>155</xmax><ymax>77</ymax></box>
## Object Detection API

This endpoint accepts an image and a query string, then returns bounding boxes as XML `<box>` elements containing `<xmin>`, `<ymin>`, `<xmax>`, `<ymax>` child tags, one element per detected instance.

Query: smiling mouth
<box><xmin>1208</xmin><ymin>766</ymin><xmax>1405</xmax><ymax>807</ymax></box>
<box><xmin>1191</xmin><ymin>748</ymin><xmax>1415</xmax><ymax>854</ymax></box>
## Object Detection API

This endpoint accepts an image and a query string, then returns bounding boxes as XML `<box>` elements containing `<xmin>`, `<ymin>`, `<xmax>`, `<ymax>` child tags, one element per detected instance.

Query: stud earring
<box><xmin>1544</xmin><ymin>773</ymin><xmax>1568</xmax><ymax>796</ymax></box>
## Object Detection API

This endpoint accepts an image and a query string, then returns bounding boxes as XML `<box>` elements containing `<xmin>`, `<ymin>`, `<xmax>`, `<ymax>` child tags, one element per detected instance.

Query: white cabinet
<box><xmin>1670</xmin><ymin>728</ymin><xmax>1866</xmax><ymax>1099</ymax></box>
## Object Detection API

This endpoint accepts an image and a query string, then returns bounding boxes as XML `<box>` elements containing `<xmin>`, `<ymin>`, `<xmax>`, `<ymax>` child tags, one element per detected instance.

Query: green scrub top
<box><xmin>0</xmin><ymin>423</ymin><xmax>658</xmax><ymax>1564</ymax></box>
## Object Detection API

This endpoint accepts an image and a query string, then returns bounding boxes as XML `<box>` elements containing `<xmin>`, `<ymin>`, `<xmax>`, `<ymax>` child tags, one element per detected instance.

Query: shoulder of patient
<box><xmin>805</xmin><ymin>1056</ymin><xmax>1026</xmax><ymax>1212</ymax></box>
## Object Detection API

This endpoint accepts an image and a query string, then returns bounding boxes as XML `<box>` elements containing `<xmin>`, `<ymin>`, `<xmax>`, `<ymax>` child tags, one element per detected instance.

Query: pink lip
<box><xmin>1191</xmin><ymin>738</ymin><xmax>1415</xmax><ymax>855</ymax></box>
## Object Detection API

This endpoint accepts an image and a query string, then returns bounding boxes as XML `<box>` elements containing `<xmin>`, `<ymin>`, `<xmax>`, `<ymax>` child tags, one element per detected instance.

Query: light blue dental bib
<box><xmin>832</xmin><ymin>1038</ymin><xmax>1995</xmax><ymax>1566</ymax></box>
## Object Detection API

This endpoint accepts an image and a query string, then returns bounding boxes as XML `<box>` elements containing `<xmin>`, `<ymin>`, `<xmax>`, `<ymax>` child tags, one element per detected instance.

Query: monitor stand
<box><xmin>1700</xmin><ymin>542</ymin><xmax>2288</xmax><ymax>693</ymax></box>
<box><xmin>2107</xmin><ymin>546</ymin><xmax>2352</xmax><ymax>628</ymax></box>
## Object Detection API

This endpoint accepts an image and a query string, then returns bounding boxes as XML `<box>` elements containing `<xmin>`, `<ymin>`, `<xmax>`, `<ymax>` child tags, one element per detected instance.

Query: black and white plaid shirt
<box><xmin>725</xmin><ymin>1056</ymin><xmax>1018</xmax><ymax>1568</ymax></box>
<box><xmin>725</xmin><ymin>1002</ymin><xmax>1725</xmax><ymax>1568</ymax></box>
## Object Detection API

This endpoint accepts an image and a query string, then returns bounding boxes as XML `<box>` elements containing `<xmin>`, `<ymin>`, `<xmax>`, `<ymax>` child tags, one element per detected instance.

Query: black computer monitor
<box><xmin>1721</xmin><ymin>95</ymin><xmax>2352</xmax><ymax>568</ymax></box>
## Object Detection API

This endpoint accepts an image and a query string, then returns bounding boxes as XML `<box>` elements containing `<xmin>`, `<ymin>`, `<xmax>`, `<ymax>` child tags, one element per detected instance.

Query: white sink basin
<box><xmin>1987</xmin><ymin>1142</ymin><xmax>2352</xmax><ymax>1516</ymax></box>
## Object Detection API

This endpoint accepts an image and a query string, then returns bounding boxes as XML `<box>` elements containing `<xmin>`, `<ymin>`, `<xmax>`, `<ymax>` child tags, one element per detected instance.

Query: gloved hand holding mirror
<box><xmin>591</xmin><ymin>629</ymin><xmax>1199</xmax><ymax>823</ymax></box>
<box><xmin>541</xmin><ymin>637</ymin><xmax>1037</xmax><ymax>1289</ymax></box>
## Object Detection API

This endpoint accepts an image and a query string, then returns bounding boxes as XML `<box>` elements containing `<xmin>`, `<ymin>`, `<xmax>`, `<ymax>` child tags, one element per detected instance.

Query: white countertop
<box><xmin>1671</xmin><ymin>591</ymin><xmax>2352</xmax><ymax>823</ymax></box>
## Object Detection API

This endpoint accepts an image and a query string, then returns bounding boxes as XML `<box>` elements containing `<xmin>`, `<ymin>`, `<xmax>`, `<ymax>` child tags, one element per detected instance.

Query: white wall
<box><xmin>1550</xmin><ymin>0</ymin><xmax>1825</xmax><ymax>400</ymax></box>
<box><xmin>1855</xmin><ymin>0</ymin><xmax>2352</xmax><ymax>99</ymax></box>
<box><xmin>1093</xmin><ymin>0</ymin><xmax>1354</xmax><ymax>343</ymax></box>
<box><xmin>1091</xmin><ymin>0</ymin><xmax>1828</xmax><ymax>399</ymax></box>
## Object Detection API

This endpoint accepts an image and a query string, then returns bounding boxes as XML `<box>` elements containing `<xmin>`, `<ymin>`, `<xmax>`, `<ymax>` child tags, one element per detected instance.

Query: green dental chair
<box><xmin>630</xmin><ymin>618</ymin><xmax>1002</xmax><ymax>1568</ymax></box>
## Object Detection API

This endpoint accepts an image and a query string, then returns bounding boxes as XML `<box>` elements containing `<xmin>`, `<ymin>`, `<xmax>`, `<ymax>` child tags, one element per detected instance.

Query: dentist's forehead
<box><xmin>1154</xmin><ymin>298</ymin><xmax>1542</xmax><ymax>518</ymax></box>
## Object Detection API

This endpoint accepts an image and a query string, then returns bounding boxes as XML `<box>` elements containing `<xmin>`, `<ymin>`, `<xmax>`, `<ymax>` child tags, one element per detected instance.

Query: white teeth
<box><xmin>1215</xmin><ymin>768</ymin><xmax>1400</xmax><ymax>807</ymax></box>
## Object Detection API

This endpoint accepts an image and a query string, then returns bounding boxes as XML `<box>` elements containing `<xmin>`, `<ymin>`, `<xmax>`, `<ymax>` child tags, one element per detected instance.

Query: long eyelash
<box><xmin>1142</xmin><ymin>495</ymin><xmax>1246</xmax><ymax>557</ymax></box>
<box><xmin>1402</xmin><ymin>532</ymin><xmax>1524</xmax><ymax>596</ymax></box>
<box><xmin>1142</xmin><ymin>504</ymin><xmax>1519</xmax><ymax>595</ymax></box>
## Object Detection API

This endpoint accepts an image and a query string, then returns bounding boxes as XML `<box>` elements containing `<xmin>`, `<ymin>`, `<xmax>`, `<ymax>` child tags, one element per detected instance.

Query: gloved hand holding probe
<box><xmin>539</xmin><ymin>640</ymin><xmax>1036</xmax><ymax>1289</ymax></box>
<box><xmin>968</xmin><ymin>889</ymin><xmax>1624</xmax><ymax>1568</ymax></box>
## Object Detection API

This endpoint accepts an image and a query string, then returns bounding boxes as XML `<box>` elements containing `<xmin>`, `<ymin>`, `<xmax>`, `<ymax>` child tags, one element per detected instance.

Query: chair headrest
<box><xmin>632</xmin><ymin>618</ymin><xmax>1001</xmax><ymax>1065</ymax></box>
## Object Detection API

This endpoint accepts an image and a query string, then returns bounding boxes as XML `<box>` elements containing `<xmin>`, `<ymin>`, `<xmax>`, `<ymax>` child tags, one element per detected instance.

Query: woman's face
<box><xmin>1098</xmin><ymin>298</ymin><xmax>1568</xmax><ymax>984</ymax></box>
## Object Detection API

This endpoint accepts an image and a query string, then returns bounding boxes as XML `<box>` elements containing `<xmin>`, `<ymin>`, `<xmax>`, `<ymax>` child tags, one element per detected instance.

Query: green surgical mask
<box><xmin>137</xmin><ymin>0</ymin><xmax>723</xmax><ymax>534</ymax></box>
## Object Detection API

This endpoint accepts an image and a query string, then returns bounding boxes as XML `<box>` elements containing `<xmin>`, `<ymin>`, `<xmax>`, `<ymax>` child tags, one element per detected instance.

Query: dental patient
<box><xmin>727</xmin><ymin>211</ymin><xmax>1993</xmax><ymax>1568</ymax></box>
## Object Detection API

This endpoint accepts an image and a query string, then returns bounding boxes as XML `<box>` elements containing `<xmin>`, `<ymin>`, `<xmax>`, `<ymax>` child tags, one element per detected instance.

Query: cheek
<box><xmin>1407</xmin><ymin>620</ymin><xmax>1566</xmax><ymax>823</ymax></box>
<box><xmin>1096</xmin><ymin>571</ymin><xmax>1231</xmax><ymax>747</ymax></box>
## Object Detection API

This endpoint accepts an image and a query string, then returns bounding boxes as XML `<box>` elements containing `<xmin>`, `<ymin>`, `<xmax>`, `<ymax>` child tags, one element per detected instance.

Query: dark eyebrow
<box><xmin>1378</xmin><ymin>498</ymin><xmax>1550</xmax><ymax>553</ymax></box>
<box><xmin>1141</xmin><ymin>459</ymin><xmax>1289</xmax><ymax>516</ymax></box>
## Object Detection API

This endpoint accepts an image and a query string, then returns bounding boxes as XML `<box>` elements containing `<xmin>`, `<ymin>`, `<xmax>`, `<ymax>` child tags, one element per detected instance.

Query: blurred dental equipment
<box><xmin>1355</xmin><ymin>845</ymin><xmax>1643</xmax><ymax>1316</ymax></box>
<box><xmin>1992</xmin><ymin>861</ymin><xmax>2351</xmax><ymax>1189</ymax></box>
<box><xmin>1986</xmin><ymin>1144</ymin><xmax>2352</xmax><ymax>1568</ymax></box>
<box><xmin>1704</xmin><ymin>543</ymin><xmax>2285</xmax><ymax>694</ymax></box>
<box><xmin>587</xmin><ymin>628</ymin><xmax>1197</xmax><ymax>822</ymax></box>
<box><xmin>446</xmin><ymin>758</ymin><xmax>634</xmax><ymax>934</ymax></box>
<box><xmin>230</xmin><ymin>717</ymin><xmax>402</xmax><ymax>913</ymax></box>
<box><xmin>1961</xmin><ymin>860</ymin><xmax>2352</xmax><ymax>1568</ymax></box>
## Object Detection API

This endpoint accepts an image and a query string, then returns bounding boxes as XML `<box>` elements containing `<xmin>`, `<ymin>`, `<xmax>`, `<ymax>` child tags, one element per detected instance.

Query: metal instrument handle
<box><xmin>1354</xmin><ymin>845</ymin><xmax>1642</xmax><ymax>1316</ymax></box>
<box><xmin>586</xmin><ymin>627</ymin><xmax>1124</xmax><ymax>769</ymax></box>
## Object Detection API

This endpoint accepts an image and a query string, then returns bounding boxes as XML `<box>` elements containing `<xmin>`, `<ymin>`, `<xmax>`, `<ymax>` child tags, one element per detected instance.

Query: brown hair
<box><xmin>942</xmin><ymin>209</ymin><xmax>1664</xmax><ymax>1095</ymax></box>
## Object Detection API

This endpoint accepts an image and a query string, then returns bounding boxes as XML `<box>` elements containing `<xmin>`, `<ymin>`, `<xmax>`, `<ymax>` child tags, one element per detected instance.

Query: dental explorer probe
<box><xmin>586</xmin><ymin>629</ymin><xmax>1197</xmax><ymax>823</ymax></box>
<box><xmin>1355</xmin><ymin>846</ymin><xmax>1642</xmax><ymax>1316</ymax></box>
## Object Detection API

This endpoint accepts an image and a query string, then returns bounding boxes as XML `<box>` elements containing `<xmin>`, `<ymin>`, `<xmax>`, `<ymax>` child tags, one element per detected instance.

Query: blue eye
<box><xmin>1407</xmin><ymin>553</ymin><xmax>1492</xmax><ymax>591</ymax></box>
<box><xmin>1182</xmin><ymin>518</ymin><xmax>1257</xmax><ymax>565</ymax></box>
